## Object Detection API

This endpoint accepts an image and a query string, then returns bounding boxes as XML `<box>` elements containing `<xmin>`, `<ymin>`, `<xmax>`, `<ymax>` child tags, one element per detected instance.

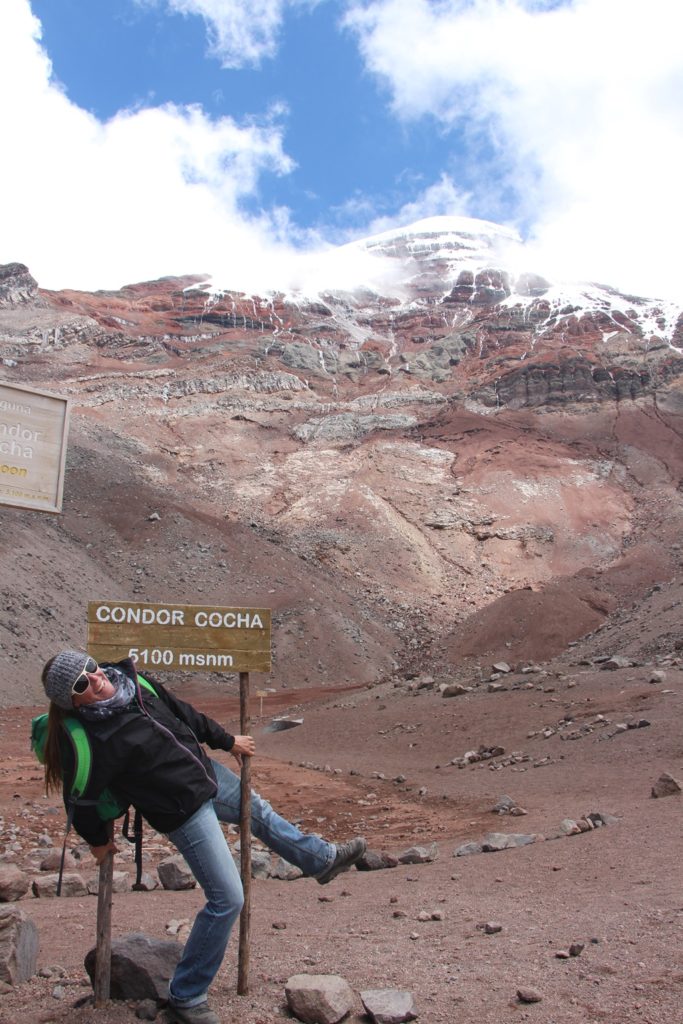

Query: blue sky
<box><xmin>1</xmin><ymin>0</ymin><xmax>681</xmax><ymax>299</ymax></box>
<box><xmin>30</xmin><ymin>0</ymin><xmax>470</xmax><ymax>230</ymax></box>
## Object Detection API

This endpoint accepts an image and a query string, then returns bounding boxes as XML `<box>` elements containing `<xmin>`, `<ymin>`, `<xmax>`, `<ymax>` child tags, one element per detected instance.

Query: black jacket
<box><xmin>61</xmin><ymin>659</ymin><xmax>235</xmax><ymax>847</ymax></box>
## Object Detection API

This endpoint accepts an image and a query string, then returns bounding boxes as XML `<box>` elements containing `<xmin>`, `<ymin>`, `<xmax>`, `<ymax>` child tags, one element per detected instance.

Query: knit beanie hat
<box><xmin>43</xmin><ymin>650</ymin><xmax>91</xmax><ymax>710</ymax></box>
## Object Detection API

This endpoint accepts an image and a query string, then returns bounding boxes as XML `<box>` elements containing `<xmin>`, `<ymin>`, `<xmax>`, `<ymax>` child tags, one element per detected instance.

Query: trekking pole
<box><xmin>94</xmin><ymin>820</ymin><xmax>114</xmax><ymax>1007</ymax></box>
<box><xmin>237</xmin><ymin>670</ymin><xmax>251</xmax><ymax>995</ymax></box>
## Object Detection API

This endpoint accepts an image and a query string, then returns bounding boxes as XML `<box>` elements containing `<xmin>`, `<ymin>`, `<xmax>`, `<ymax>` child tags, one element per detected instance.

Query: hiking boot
<box><xmin>165</xmin><ymin>1001</ymin><xmax>219</xmax><ymax>1024</ymax></box>
<box><xmin>316</xmin><ymin>837</ymin><xmax>367</xmax><ymax>885</ymax></box>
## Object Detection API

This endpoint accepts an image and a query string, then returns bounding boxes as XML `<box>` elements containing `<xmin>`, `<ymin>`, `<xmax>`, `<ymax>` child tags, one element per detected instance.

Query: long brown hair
<box><xmin>41</xmin><ymin>657</ymin><xmax>69</xmax><ymax>794</ymax></box>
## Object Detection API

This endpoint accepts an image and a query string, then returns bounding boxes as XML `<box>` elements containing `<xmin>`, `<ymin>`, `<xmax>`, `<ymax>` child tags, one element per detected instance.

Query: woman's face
<box><xmin>72</xmin><ymin>664</ymin><xmax>116</xmax><ymax>707</ymax></box>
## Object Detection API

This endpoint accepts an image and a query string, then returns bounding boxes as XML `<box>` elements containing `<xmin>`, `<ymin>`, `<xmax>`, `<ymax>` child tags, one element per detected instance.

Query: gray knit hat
<box><xmin>43</xmin><ymin>650</ymin><xmax>91</xmax><ymax>710</ymax></box>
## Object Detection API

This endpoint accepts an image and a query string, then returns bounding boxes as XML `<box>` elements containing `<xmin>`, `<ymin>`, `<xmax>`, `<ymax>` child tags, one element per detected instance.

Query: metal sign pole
<box><xmin>237</xmin><ymin>670</ymin><xmax>251</xmax><ymax>995</ymax></box>
<box><xmin>94</xmin><ymin>821</ymin><xmax>114</xmax><ymax>1007</ymax></box>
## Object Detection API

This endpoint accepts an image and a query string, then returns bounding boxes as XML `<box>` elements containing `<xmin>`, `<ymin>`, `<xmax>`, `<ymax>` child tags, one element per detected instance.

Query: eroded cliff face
<box><xmin>1</xmin><ymin>219</ymin><xmax>682</xmax><ymax>702</ymax></box>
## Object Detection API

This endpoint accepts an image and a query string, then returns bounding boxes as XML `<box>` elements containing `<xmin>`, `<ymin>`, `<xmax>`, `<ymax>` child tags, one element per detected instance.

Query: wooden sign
<box><xmin>87</xmin><ymin>600</ymin><xmax>271</xmax><ymax>673</ymax></box>
<box><xmin>0</xmin><ymin>381</ymin><xmax>70</xmax><ymax>513</ymax></box>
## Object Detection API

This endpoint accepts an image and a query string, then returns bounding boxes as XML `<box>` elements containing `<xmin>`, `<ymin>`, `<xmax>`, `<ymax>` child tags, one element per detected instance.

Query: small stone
<box><xmin>555</xmin><ymin>950</ymin><xmax>570</xmax><ymax>959</ymax></box>
<box><xmin>285</xmin><ymin>974</ymin><xmax>354</xmax><ymax>1024</ymax></box>
<box><xmin>360</xmin><ymin>988</ymin><xmax>418</xmax><ymax>1023</ymax></box>
<box><xmin>454</xmin><ymin>841</ymin><xmax>482</xmax><ymax>857</ymax></box>
<box><xmin>569</xmin><ymin>943</ymin><xmax>585</xmax><ymax>957</ymax></box>
<box><xmin>136</xmin><ymin>999</ymin><xmax>158</xmax><ymax>1020</ymax></box>
<box><xmin>484</xmin><ymin>922</ymin><xmax>502</xmax><ymax>934</ymax></box>
<box><xmin>651</xmin><ymin>773</ymin><xmax>682</xmax><ymax>798</ymax></box>
<box><xmin>517</xmin><ymin>987</ymin><xmax>543</xmax><ymax>1003</ymax></box>
<box><xmin>272</xmin><ymin>921</ymin><xmax>287</xmax><ymax>930</ymax></box>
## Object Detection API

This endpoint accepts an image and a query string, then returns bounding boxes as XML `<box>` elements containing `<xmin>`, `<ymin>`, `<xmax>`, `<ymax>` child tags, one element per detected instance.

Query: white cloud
<box><xmin>0</xmin><ymin>0</ymin><xmax>413</xmax><ymax>297</ymax></box>
<box><xmin>0</xmin><ymin>0</ymin><xmax>298</xmax><ymax>292</ymax></box>
<box><xmin>137</xmin><ymin>0</ymin><xmax>309</xmax><ymax>68</ymax></box>
<box><xmin>364</xmin><ymin>173</ymin><xmax>473</xmax><ymax>235</ymax></box>
<box><xmin>344</xmin><ymin>0</ymin><xmax>683</xmax><ymax>299</ymax></box>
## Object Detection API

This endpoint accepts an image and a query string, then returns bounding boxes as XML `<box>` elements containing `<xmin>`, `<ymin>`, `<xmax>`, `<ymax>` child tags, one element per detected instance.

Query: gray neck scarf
<box><xmin>78</xmin><ymin>666</ymin><xmax>136</xmax><ymax>721</ymax></box>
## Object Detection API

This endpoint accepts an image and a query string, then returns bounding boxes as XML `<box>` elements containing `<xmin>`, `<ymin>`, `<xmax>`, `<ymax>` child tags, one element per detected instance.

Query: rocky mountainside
<box><xmin>1</xmin><ymin>217</ymin><xmax>682</xmax><ymax>704</ymax></box>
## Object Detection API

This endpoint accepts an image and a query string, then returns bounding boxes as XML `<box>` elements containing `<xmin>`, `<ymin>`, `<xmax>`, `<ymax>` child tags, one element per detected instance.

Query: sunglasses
<box><xmin>72</xmin><ymin>657</ymin><xmax>99</xmax><ymax>695</ymax></box>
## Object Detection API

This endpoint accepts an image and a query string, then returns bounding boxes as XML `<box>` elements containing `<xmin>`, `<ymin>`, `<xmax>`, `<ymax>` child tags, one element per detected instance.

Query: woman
<box><xmin>42</xmin><ymin>650</ymin><xmax>366</xmax><ymax>1024</ymax></box>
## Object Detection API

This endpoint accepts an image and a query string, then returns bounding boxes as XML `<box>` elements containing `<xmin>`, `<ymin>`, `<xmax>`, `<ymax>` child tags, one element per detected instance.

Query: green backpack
<box><xmin>30</xmin><ymin>673</ymin><xmax>158</xmax><ymax>893</ymax></box>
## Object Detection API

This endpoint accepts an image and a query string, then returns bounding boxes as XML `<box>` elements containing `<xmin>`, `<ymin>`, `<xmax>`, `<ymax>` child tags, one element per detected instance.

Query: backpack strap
<box><xmin>137</xmin><ymin>674</ymin><xmax>158</xmax><ymax>697</ymax></box>
<box><xmin>122</xmin><ymin>808</ymin><xmax>145</xmax><ymax>888</ymax></box>
<box><xmin>60</xmin><ymin>717</ymin><xmax>92</xmax><ymax>799</ymax></box>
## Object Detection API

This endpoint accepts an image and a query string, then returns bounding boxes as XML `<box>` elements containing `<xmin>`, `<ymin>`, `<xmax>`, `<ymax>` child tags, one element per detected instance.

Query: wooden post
<box><xmin>94</xmin><ymin>822</ymin><xmax>114</xmax><ymax>1007</ymax></box>
<box><xmin>237</xmin><ymin>671</ymin><xmax>251</xmax><ymax>995</ymax></box>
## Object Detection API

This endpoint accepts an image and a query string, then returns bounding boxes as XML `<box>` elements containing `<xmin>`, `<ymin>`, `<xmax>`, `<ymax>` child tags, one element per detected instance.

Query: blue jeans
<box><xmin>166</xmin><ymin>759</ymin><xmax>335</xmax><ymax>1007</ymax></box>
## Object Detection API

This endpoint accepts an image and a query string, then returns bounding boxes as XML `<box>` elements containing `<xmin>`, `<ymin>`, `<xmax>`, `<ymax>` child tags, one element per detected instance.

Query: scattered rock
<box><xmin>481</xmin><ymin>833</ymin><xmax>538</xmax><ymax>852</ymax></box>
<box><xmin>397</xmin><ymin>843</ymin><xmax>438</xmax><ymax>864</ymax></box>
<box><xmin>357</xmin><ymin>850</ymin><xmax>399</xmax><ymax>871</ymax></box>
<box><xmin>87</xmin><ymin>871</ymin><xmax>131</xmax><ymax>895</ymax></box>
<box><xmin>285</xmin><ymin>973</ymin><xmax>354</xmax><ymax>1024</ymax></box>
<box><xmin>492</xmin><ymin>662</ymin><xmax>512</xmax><ymax>673</ymax></box>
<box><xmin>360</xmin><ymin>988</ymin><xmax>418</xmax><ymax>1023</ymax></box>
<box><xmin>0</xmin><ymin>864</ymin><xmax>29</xmax><ymax>903</ymax></box>
<box><xmin>651</xmin><ymin>773</ymin><xmax>682</xmax><ymax>798</ymax></box>
<box><xmin>441</xmin><ymin>684</ymin><xmax>471</xmax><ymax>698</ymax></box>
<box><xmin>569</xmin><ymin>943</ymin><xmax>585</xmax><ymax>957</ymax></box>
<box><xmin>31</xmin><ymin>873</ymin><xmax>87</xmax><ymax>898</ymax></box>
<box><xmin>248</xmin><ymin>849</ymin><xmax>273</xmax><ymax>879</ymax></box>
<box><xmin>84</xmin><ymin>933</ymin><xmax>182</xmax><ymax>1000</ymax></box>
<box><xmin>136</xmin><ymin>998</ymin><xmax>159</xmax><ymax>1020</ymax></box>
<box><xmin>483</xmin><ymin>922</ymin><xmax>502</xmax><ymax>934</ymax></box>
<box><xmin>0</xmin><ymin>906</ymin><xmax>39</xmax><ymax>985</ymax></box>
<box><xmin>517</xmin><ymin>987</ymin><xmax>543</xmax><ymax>1003</ymax></box>
<box><xmin>39</xmin><ymin>849</ymin><xmax>77</xmax><ymax>873</ymax></box>
<box><xmin>135</xmin><ymin>872</ymin><xmax>159</xmax><ymax>892</ymax></box>
<box><xmin>454</xmin><ymin>842</ymin><xmax>483</xmax><ymax>857</ymax></box>
<box><xmin>272</xmin><ymin>857</ymin><xmax>303</xmax><ymax>880</ymax></box>
<box><xmin>600</xmin><ymin>656</ymin><xmax>632</xmax><ymax>671</ymax></box>
<box><xmin>157</xmin><ymin>856</ymin><xmax>197</xmax><ymax>890</ymax></box>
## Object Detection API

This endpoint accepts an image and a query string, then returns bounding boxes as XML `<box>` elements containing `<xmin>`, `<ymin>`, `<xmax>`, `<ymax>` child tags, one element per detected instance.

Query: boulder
<box><xmin>651</xmin><ymin>773</ymin><xmax>682</xmax><ymax>798</ymax></box>
<box><xmin>356</xmin><ymin>850</ymin><xmax>399</xmax><ymax>871</ymax></box>
<box><xmin>157</xmin><ymin>856</ymin><xmax>196</xmax><ymax>890</ymax></box>
<box><xmin>481</xmin><ymin>833</ymin><xmax>538</xmax><ymax>852</ymax></box>
<box><xmin>285</xmin><ymin>973</ymin><xmax>354</xmax><ymax>1024</ymax></box>
<box><xmin>39</xmin><ymin>849</ymin><xmax>77</xmax><ymax>872</ymax></box>
<box><xmin>249</xmin><ymin>849</ymin><xmax>273</xmax><ymax>879</ymax></box>
<box><xmin>31</xmin><ymin>873</ymin><xmax>87</xmax><ymax>898</ymax></box>
<box><xmin>271</xmin><ymin>857</ymin><xmax>303</xmax><ymax>881</ymax></box>
<box><xmin>360</xmin><ymin>989</ymin><xmax>418</xmax><ymax>1023</ymax></box>
<box><xmin>600</xmin><ymin>656</ymin><xmax>632</xmax><ymax>671</ymax></box>
<box><xmin>87</xmin><ymin>871</ymin><xmax>131</xmax><ymax>895</ymax></box>
<box><xmin>454</xmin><ymin>841</ymin><xmax>483</xmax><ymax>857</ymax></box>
<box><xmin>0</xmin><ymin>906</ymin><xmax>39</xmax><ymax>984</ymax></box>
<box><xmin>441</xmin><ymin>684</ymin><xmax>471</xmax><ymax>698</ymax></box>
<box><xmin>397</xmin><ymin>843</ymin><xmax>438</xmax><ymax>864</ymax></box>
<box><xmin>84</xmin><ymin>933</ymin><xmax>182</xmax><ymax>1000</ymax></box>
<box><xmin>0</xmin><ymin>864</ymin><xmax>30</xmax><ymax>903</ymax></box>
